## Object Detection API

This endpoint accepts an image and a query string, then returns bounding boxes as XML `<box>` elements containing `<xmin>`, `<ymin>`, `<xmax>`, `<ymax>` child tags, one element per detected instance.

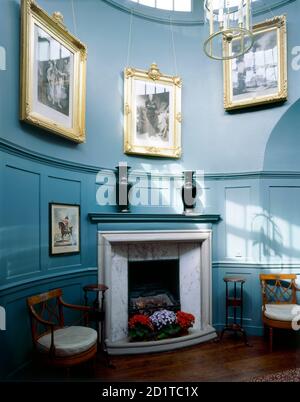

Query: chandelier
<box><xmin>203</xmin><ymin>0</ymin><xmax>254</xmax><ymax>61</ymax></box>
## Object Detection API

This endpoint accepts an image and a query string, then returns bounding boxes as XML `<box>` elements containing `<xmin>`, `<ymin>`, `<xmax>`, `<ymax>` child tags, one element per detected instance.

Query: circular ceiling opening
<box><xmin>104</xmin><ymin>0</ymin><xmax>296</xmax><ymax>25</ymax></box>
<box><xmin>129</xmin><ymin>0</ymin><xmax>192</xmax><ymax>12</ymax></box>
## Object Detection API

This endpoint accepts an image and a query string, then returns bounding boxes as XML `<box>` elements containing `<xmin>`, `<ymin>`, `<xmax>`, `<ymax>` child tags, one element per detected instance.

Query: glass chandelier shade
<box><xmin>203</xmin><ymin>0</ymin><xmax>254</xmax><ymax>61</ymax></box>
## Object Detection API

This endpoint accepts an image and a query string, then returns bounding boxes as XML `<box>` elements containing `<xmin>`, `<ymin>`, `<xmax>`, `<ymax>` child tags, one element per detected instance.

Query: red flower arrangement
<box><xmin>128</xmin><ymin>311</ymin><xmax>195</xmax><ymax>342</ymax></box>
<box><xmin>128</xmin><ymin>314</ymin><xmax>154</xmax><ymax>341</ymax></box>
<box><xmin>128</xmin><ymin>314</ymin><xmax>153</xmax><ymax>330</ymax></box>
<box><xmin>176</xmin><ymin>311</ymin><xmax>195</xmax><ymax>332</ymax></box>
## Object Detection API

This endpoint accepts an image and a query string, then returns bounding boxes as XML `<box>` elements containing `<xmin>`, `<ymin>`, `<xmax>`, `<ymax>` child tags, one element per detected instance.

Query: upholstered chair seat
<box><xmin>264</xmin><ymin>304</ymin><xmax>299</xmax><ymax>322</ymax></box>
<box><xmin>37</xmin><ymin>326</ymin><xmax>97</xmax><ymax>357</ymax></box>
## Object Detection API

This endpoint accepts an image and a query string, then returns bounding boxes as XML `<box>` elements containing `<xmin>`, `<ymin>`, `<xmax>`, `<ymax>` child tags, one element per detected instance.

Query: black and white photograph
<box><xmin>136</xmin><ymin>91</ymin><xmax>170</xmax><ymax>142</ymax></box>
<box><xmin>37</xmin><ymin>26</ymin><xmax>71</xmax><ymax>117</ymax></box>
<box><xmin>133</xmin><ymin>80</ymin><xmax>174</xmax><ymax>149</ymax></box>
<box><xmin>224</xmin><ymin>16</ymin><xmax>287</xmax><ymax>110</ymax></box>
<box><xmin>33</xmin><ymin>24</ymin><xmax>74</xmax><ymax>128</ymax></box>
<box><xmin>231</xmin><ymin>29</ymin><xmax>278</xmax><ymax>101</ymax></box>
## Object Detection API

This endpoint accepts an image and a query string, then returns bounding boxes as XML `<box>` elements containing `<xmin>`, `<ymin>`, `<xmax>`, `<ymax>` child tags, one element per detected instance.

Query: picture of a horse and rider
<box><xmin>50</xmin><ymin>203</ymin><xmax>80</xmax><ymax>255</ymax></box>
<box><xmin>58</xmin><ymin>216</ymin><xmax>73</xmax><ymax>242</ymax></box>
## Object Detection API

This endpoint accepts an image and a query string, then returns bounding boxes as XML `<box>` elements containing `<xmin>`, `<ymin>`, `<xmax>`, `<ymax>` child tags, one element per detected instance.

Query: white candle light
<box><xmin>219</xmin><ymin>8</ymin><xmax>223</xmax><ymax>23</ymax></box>
<box><xmin>224</xmin><ymin>13</ymin><xmax>228</xmax><ymax>29</ymax></box>
<box><xmin>246</xmin><ymin>0</ymin><xmax>250</xmax><ymax>30</ymax></box>
<box><xmin>210</xmin><ymin>6</ymin><xmax>214</xmax><ymax>36</ymax></box>
<box><xmin>238</xmin><ymin>2</ymin><xmax>243</xmax><ymax>24</ymax></box>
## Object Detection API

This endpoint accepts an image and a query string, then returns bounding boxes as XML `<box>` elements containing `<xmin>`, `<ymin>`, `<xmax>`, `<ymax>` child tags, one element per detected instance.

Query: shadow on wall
<box><xmin>252</xmin><ymin>213</ymin><xmax>283</xmax><ymax>260</ymax></box>
<box><xmin>263</xmin><ymin>98</ymin><xmax>300</xmax><ymax>171</ymax></box>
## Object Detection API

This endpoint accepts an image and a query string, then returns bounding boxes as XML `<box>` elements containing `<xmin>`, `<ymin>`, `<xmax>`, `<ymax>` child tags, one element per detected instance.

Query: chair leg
<box><xmin>263</xmin><ymin>325</ymin><xmax>267</xmax><ymax>340</ymax></box>
<box><xmin>92</xmin><ymin>354</ymin><xmax>97</xmax><ymax>376</ymax></box>
<box><xmin>269</xmin><ymin>327</ymin><xmax>273</xmax><ymax>353</ymax></box>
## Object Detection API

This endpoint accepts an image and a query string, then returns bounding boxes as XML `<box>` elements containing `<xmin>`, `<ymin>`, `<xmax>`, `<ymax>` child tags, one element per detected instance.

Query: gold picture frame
<box><xmin>124</xmin><ymin>63</ymin><xmax>182</xmax><ymax>158</ymax></box>
<box><xmin>224</xmin><ymin>15</ymin><xmax>287</xmax><ymax>111</ymax></box>
<box><xmin>20</xmin><ymin>0</ymin><xmax>87</xmax><ymax>143</ymax></box>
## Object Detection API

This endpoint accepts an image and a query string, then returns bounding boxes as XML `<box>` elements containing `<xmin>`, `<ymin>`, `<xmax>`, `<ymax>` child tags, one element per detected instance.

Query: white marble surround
<box><xmin>98</xmin><ymin>230</ymin><xmax>217</xmax><ymax>354</ymax></box>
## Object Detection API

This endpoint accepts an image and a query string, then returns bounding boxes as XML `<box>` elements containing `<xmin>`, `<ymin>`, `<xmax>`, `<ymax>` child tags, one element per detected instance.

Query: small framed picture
<box><xmin>224</xmin><ymin>16</ymin><xmax>287</xmax><ymax>111</ymax></box>
<box><xmin>49</xmin><ymin>203</ymin><xmax>80</xmax><ymax>256</ymax></box>
<box><xmin>124</xmin><ymin>63</ymin><xmax>182</xmax><ymax>158</ymax></box>
<box><xmin>20</xmin><ymin>0</ymin><xmax>87</xmax><ymax>142</ymax></box>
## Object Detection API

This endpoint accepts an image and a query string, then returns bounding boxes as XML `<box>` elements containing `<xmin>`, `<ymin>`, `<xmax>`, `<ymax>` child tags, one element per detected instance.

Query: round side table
<box><xmin>219</xmin><ymin>276</ymin><xmax>250</xmax><ymax>346</ymax></box>
<box><xmin>83</xmin><ymin>284</ymin><xmax>113</xmax><ymax>365</ymax></box>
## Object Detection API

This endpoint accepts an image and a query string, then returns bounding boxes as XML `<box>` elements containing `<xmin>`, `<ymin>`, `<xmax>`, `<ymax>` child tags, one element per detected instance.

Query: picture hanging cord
<box><xmin>126</xmin><ymin>9</ymin><xmax>134</xmax><ymax>68</ymax></box>
<box><xmin>170</xmin><ymin>16</ymin><xmax>178</xmax><ymax>77</ymax></box>
<box><xmin>262</xmin><ymin>0</ymin><xmax>276</xmax><ymax>18</ymax></box>
<box><xmin>71</xmin><ymin>0</ymin><xmax>78</xmax><ymax>37</ymax></box>
<box><xmin>260</xmin><ymin>0</ymin><xmax>276</xmax><ymax>77</ymax></box>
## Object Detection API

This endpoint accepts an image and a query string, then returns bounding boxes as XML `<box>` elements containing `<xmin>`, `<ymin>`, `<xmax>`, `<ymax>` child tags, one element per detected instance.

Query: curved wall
<box><xmin>1</xmin><ymin>0</ymin><xmax>300</xmax><ymax>378</ymax></box>
<box><xmin>1</xmin><ymin>0</ymin><xmax>299</xmax><ymax>173</ymax></box>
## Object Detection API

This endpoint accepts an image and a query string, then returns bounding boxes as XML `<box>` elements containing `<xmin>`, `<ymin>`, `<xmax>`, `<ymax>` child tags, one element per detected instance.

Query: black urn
<box><xmin>181</xmin><ymin>171</ymin><xmax>197</xmax><ymax>214</ymax></box>
<box><xmin>116</xmin><ymin>165</ymin><xmax>132</xmax><ymax>213</ymax></box>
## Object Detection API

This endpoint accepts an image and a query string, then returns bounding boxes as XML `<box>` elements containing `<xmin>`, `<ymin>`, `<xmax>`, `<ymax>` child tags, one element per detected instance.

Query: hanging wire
<box><xmin>261</xmin><ymin>0</ymin><xmax>276</xmax><ymax>19</ymax></box>
<box><xmin>261</xmin><ymin>1</ymin><xmax>277</xmax><ymax>82</ymax></box>
<box><xmin>71</xmin><ymin>0</ymin><xmax>78</xmax><ymax>37</ymax></box>
<box><xmin>169</xmin><ymin>16</ymin><xmax>178</xmax><ymax>76</ymax></box>
<box><xmin>126</xmin><ymin>9</ymin><xmax>134</xmax><ymax>68</ymax></box>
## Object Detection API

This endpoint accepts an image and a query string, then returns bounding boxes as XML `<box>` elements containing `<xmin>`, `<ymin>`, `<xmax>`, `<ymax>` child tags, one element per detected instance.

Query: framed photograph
<box><xmin>20</xmin><ymin>0</ymin><xmax>87</xmax><ymax>142</ymax></box>
<box><xmin>124</xmin><ymin>63</ymin><xmax>182</xmax><ymax>158</ymax></box>
<box><xmin>49</xmin><ymin>203</ymin><xmax>80</xmax><ymax>256</ymax></box>
<box><xmin>224</xmin><ymin>16</ymin><xmax>287</xmax><ymax>111</ymax></box>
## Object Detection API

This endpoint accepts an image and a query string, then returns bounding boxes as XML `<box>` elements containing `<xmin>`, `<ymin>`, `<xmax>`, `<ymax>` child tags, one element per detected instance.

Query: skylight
<box><xmin>129</xmin><ymin>0</ymin><xmax>192</xmax><ymax>12</ymax></box>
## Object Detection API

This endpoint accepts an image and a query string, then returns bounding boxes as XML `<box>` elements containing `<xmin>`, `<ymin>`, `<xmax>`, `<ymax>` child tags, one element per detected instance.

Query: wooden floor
<box><xmin>16</xmin><ymin>332</ymin><xmax>300</xmax><ymax>382</ymax></box>
<box><xmin>97</xmin><ymin>335</ymin><xmax>300</xmax><ymax>382</ymax></box>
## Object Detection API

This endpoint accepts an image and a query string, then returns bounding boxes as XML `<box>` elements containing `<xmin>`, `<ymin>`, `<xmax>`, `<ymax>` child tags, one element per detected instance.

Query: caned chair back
<box><xmin>259</xmin><ymin>274</ymin><xmax>297</xmax><ymax>306</ymax></box>
<box><xmin>27</xmin><ymin>289</ymin><xmax>64</xmax><ymax>344</ymax></box>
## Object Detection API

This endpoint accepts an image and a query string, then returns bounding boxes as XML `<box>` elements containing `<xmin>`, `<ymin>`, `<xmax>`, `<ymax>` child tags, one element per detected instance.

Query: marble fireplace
<box><xmin>98</xmin><ymin>230</ymin><xmax>217</xmax><ymax>354</ymax></box>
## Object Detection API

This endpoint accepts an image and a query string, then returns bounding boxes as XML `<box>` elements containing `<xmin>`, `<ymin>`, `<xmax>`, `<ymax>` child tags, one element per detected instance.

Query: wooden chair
<box><xmin>260</xmin><ymin>274</ymin><xmax>300</xmax><ymax>352</ymax></box>
<box><xmin>27</xmin><ymin>288</ymin><xmax>98</xmax><ymax>372</ymax></box>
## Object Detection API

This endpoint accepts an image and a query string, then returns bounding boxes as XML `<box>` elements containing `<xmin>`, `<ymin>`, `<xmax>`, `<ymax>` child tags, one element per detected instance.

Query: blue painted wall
<box><xmin>1</xmin><ymin>0</ymin><xmax>300</xmax><ymax>172</ymax></box>
<box><xmin>1</xmin><ymin>0</ymin><xmax>300</xmax><ymax>378</ymax></box>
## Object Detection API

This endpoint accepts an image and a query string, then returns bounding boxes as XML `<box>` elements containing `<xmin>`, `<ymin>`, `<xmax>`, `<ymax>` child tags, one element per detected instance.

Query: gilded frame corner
<box><xmin>20</xmin><ymin>0</ymin><xmax>87</xmax><ymax>143</ymax></box>
<box><xmin>123</xmin><ymin>63</ymin><xmax>182</xmax><ymax>159</ymax></box>
<box><xmin>223</xmin><ymin>15</ymin><xmax>287</xmax><ymax>111</ymax></box>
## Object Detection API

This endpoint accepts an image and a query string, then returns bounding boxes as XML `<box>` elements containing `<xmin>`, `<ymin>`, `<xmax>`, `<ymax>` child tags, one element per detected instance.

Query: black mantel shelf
<box><xmin>88</xmin><ymin>213</ymin><xmax>221</xmax><ymax>224</ymax></box>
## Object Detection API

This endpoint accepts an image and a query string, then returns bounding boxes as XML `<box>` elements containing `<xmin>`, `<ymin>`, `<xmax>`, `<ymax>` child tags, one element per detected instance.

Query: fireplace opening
<box><xmin>128</xmin><ymin>259</ymin><xmax>180</xmax><ymax>316</ymax></box>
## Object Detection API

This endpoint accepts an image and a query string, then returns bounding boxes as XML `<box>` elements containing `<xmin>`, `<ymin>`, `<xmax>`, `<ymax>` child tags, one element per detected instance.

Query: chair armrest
<box><xmin>59</xmin><ymin>297</ymin><xmax>93</xmax><ymax>326</ymax></box>
<box><xmin>59</xmin><ymin>297</ymin><xmax>93</xmax><ymax>312</ymax></box>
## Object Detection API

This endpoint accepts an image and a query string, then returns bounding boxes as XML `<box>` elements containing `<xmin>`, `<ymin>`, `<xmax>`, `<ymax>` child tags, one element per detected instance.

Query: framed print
<box><xmin>20</xmin><ymin>0</ymin><xmax>87</xmax><ymax>142</ymax></box>
<box><xmin>49</xmin><ymin>203</ymin><xmax>80</xmax><ymax>256</ymax></box>
<box><xmin>224</xmin><ymin>16</ymin><xmax>287</xmax><ymax>111</ymax></box>
<box><xmin>124</xmin><ymin>63</ymin><xmax>182</xmax><ymax>158</ymax></box>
